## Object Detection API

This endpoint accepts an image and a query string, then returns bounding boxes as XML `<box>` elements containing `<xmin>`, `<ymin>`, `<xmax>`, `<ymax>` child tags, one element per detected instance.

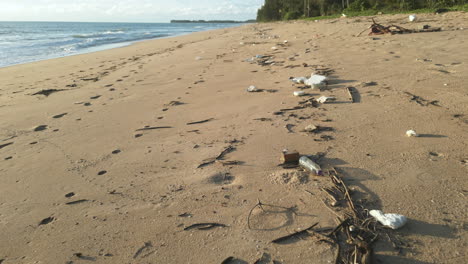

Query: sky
<box><xmin>0</xmin><ymin>0</ymin><xmax>265</xmax><ymax>22</ymax></box>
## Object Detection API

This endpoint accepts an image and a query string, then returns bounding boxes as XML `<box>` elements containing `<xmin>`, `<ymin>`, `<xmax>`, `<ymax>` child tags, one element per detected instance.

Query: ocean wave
<box><xmin>72</xmin><ymin>33</ymin><xmax>171</xmax><ymax>50</ymax></box>
<box><xmin>72</xmin><ymin>30</ymin><xmax>125</xmax><ymax>39</ymax></box>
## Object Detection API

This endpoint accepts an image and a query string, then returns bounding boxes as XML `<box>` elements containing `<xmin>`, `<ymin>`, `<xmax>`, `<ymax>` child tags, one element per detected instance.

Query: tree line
<box><xmin>256</xmin><ymin>0</ymin><xmax>467</xmax><ymax>21</ymax></box>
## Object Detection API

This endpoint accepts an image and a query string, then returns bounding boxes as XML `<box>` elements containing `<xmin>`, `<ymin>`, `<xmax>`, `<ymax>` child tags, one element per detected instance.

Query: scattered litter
<box><xmin>299</xmin><ymin>156</ymin><xmax>323</xmax><ymax>176</ymax></box>
<box><xmin>361</xmin><ymin>81</ymin><xmax>378</xmax><ymax>86</ymax></box>
<box><xmin>81</xmin><ymin>77</ymin><xmax>99</xmax><ymax>82</ymax></box>
<box><xmin>304</xmin><ymin>124</ymin><xmax>318</xmax><ymax>133</ymax></box>
<box><xmin>34</xmin><ymin>125</ymin><xmax>48</xmax><ymax>132</ymax></box>
<box><xmin>38</xmin><ymin>216</ymin><xmax>54</xmax><ymax>226</ymax></box>
<box><xmin>305</xmin><ymin>74</ymin><xmax>327</xmax><ymax>88</ymax></box>
<box><xmin>195</xmin><ymin>56</ymin><xmax>203</xmax><ymax>60</ymax></box>
<box><xmin>271</xmin><ymin>223</ymin><xmax>318</xmax><ymax>244</ymax></box>
<box><xmin>178</xmin><ymin>213</ymin><xmax>192</xmax><ymax>218</ymax></box>
<box><xmin>406</xmin><ymin>130</ymin><xmax>418</xmax><ymax>137</ymax></box>
<box><xmin>292</xmin><ymin>74</ymin><xmax>328</xmax><ymax>89</ymax></box>
<box><xmin>281</xmin><ymin>149</ymin><xmax>300</xmax><ymax>164</ymax></box>
<box><xmin>65</xmin><ymin>199</ymin><xmax>89</xmax><ymax>205</ymax></box>
<box><xmin>291</xmin><ymin>77</ymin><xmax>307</xmax><ymax>84</ymax></box>
<box><xmin>285</xmin><ymin>124</ymin><xmax>295</xmax><ymax>133</ymax></box>
<box><xmin>133</xmin><ymin>241</ymin><xmax>154</xmax><ymax>259</ymax></box>
<box><xmin>74</xmin><ymin>253</ymin><xmax>97</xmax><ymax>261</ymax></box>
<box><xmin>187</xmin><ymin>118</ymin><xmax>214</xmax><ymax>125</ymax></box>
<box><xmin>217</xmin><ymin>160</ymin><xmax>243</xmax><ymax>166</ymax></box>
<box><xmin>253</xmin><ymin>117</ymin><xmax>272</xmax><ymax>122</ymax></box>
<box><xmin>409</xmin><ymin>14</ymin><xmax>417</xmax><ymax>22</ymax></box>
<box><xmin>404</xmin><ymin>91</ymin><xmax>440</xmax><ymax>107</ymax></box>
<box><xmin>360</xmin><ymin>18</ymin><xmax>441</xmax><ymax>36</ymax></box>
<box><xmin>136</xmin><ymin>126</ymin><xmax>172</xmax><ymax>131</ymax></box>
<box><xmin>370</xmin><ymin>210</ymin><xmax>407</xmax><ymax>229</ymax></box>
<box><xmin>245</xmin><ymin>54</ymin><xmax>278</xmax><ymax>66</ymax></box>
<box><xmin>247</xmin><ymin>85</ymin><xmax>261</xmax><ymax>92</ymax></box>
<box><xmin>32</xmin><ymin>89</ymin><xmax>65</xmax><ymax>97</ymax></box>
<box><xmin>271</xmin><ymin>46</ymin><xmax>278</xmax><ymax>50</ymax></box>
<box><xmin>198</xmin><ymin>145</ymin><xmax>236</xmax><ymax>168</ymax></box>
<box><xmin>164</xmin><ymin>101</ymin><xmax>183</xmax><ymax>106</ymax></box>
<box><xmin>346</xmin><ymin>86</ymin><xmax>358</xmax><ymax>103</ymax></box>
<box><xmin>0</xmin><ymin>142</ymin><xmax>13</xmax><ymax>149</ymax></box>
<box><xmin>317</xmin><ymin>96</ymin><xmax>336</xmax><ymax>104</ymax></box>
<box><xmin>293</xmin><ymin>91</ymin><xmax>305</xmax><ymax>97</ymax></box>
<box><xmin>184</xmin><ymin>223</ymin><xmax>227</xmax><ymax>231</ymax></box>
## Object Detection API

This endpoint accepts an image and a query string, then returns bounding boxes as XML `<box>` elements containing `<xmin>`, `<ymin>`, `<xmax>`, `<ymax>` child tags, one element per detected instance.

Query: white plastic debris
<box><xmin>341</xmin><ymin>13</ymin><xmax>347</xmax><ymax>18</ymax></box>
<box><xmin>305</xmin><ymin>74</ymin><xmax>328</xmax><ymax>89</ymax></box>
<box><xmin>195</xmin><ymin>56</ymin><xmax>203</xmax><ymax>60</ymax></box>
<box><xmin>406</xmin><ymin>130</ymin><xmax>418</xmax><ymax>137</ymax></box>
<box><xmin>304</xmin><ymin>124</ymin><xmax>318</xmax><ymax>132</ymax></box>
<box><xmin>271</xmin><ymin>46</ymin><xmax>278</xmax><ymax>50</ymax></box>
<box><xmin>291</xmin><ymin>77</ymin><xmax>308</xmax><ymax>84</ymax></box>
<box><xmin>247</xmin><ymin>85</ymin><xmax>260</xmax><ymax>92</ymax></box>
<box><xmin>283</xmin><ymin>40</ymin><xmax>288</xmax><ymax>43</ymax></box>
<box><xmin>370</xmin><ymin>210</ymin><xmax>407</xmax><ymax>230</ymax></box>
<box><xmin>317</xmin><ymin>96</ymin><xmax>336</xmax><ymax>103</ymax></box>
<box><xmin>293</xmin><ymin>91</ymin><xmax>305</xmax><ymax>97</ymax></box>
<box><xmin>409</xmin><ymin>14</ymin><xmax>417</xmax><ymax>22</ymax></box>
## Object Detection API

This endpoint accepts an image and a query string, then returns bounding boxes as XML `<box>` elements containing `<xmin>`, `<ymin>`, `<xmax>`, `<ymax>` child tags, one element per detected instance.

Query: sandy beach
<box><xmin>1</xmin><ymin>12</ymin><xmax>467</xmax><ymax>264</ymax></box>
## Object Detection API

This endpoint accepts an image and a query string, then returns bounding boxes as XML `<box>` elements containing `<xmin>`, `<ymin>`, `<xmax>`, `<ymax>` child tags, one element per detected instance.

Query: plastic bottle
<box><xmin>299</xmin><ymin>156</ymin><xmax>323</xmax><ymax>175</ymax></box>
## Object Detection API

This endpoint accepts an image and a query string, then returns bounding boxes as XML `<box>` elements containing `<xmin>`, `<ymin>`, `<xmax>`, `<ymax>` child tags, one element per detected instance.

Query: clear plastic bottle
<box><xmin>299</xmin><ymin>156</ymin><xmax>323</xmax><ymax>176</ymax></box>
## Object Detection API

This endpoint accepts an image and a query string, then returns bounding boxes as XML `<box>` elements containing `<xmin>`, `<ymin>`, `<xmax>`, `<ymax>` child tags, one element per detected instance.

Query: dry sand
<box><xmin>0</xmin><ymin>12</ymin><xmax>467</xmax><ymax>264</ymax></box>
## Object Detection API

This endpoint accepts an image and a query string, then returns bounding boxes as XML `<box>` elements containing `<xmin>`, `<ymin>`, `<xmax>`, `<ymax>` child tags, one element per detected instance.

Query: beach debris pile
<box><xmin>360</xmin><ymin>18</ymin><xmax>441</xmax><ymax>36</ymax></box>
<box><xmin>262</xmin><ymin>158</ymin><xmax>408</xmax><ymax>263</ymax></box>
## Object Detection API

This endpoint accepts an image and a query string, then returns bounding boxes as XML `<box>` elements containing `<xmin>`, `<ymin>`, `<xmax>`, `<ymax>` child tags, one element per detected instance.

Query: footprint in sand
<box><xmin>52</xmin><ymin>113</ymin><xmax>67</xmax><ymax>119</ymax></box>
<box><xmin>34</xmin><ymin>125</ymin><xmax>48</xmax><ymax>132</ymax></box>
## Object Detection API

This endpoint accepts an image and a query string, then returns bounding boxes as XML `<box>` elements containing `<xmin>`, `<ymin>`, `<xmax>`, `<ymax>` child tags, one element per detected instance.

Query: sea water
<box><xmin>0</xmin><ymin>21</ymin><xmax>240</xmax><ymax>68</ymax></box>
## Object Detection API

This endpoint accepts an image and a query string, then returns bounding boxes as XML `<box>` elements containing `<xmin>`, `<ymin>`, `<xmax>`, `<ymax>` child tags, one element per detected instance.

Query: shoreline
<box><xmin>0</xmin><ymin>22</ymin><xmax>245</xmax><ymax>69</ymax></box>
<box><xmin>0</xmin><ymin>12</ymin><xmax>467</xmax><ymax>264</ymax></box>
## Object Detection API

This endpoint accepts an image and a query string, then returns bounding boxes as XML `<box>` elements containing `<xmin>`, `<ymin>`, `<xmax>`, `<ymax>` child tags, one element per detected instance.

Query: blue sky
<box><xmin>1</xmin><ymin>0</ymin><xmax>264</xmax><ymax>22</ymax></box>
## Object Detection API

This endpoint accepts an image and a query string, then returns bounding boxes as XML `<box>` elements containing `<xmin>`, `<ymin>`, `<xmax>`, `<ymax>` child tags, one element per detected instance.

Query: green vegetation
<box><xmin>256</xmin><ymin>0</ymin><xmax>468</xmax><ymax>21</ymax></box>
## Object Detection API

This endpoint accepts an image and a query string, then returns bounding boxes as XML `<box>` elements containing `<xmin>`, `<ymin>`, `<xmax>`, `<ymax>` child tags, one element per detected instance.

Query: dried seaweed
<box><xmin>187</xmin><ymin>118</ymin><xmax>214</xmax><ymax>125</ymax></box>
<box><xmin>184</xmin><ymin>223</ymin><xmax>227</xmax><ymax>231</ymax></box>
<box><xmin>135</xmin><ymin>126</ymin><xmax>172</xmax><ymax>131</ymax></box>
<box><xmin>271</xmin><ymin>223</ymin><xmax>318</xmax><ymax>244</ymax></box>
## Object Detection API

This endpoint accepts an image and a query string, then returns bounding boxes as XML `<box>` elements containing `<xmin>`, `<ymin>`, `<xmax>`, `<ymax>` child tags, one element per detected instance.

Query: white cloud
<box><xmin>0</xmin><ymin>0</ymin><xmax>264</xmax><ymax>22</ymax></box>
